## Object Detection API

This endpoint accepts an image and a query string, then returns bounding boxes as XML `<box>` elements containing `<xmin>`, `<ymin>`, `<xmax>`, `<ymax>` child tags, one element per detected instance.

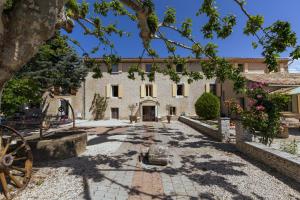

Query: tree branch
<box><xmin>119</xmin><ymin>0</ymin><xmax>151</xmax><ymax>47</ymax></box>
<box><xmin>0</xmin><ymin>0</ymin><xmax>66</xmax><ymax>90</ymax></box>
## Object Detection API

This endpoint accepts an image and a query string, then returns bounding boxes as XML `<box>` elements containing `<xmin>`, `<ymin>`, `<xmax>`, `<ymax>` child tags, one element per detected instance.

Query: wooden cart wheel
<box><xmin>0</xmin><ymin>125</ymin><xmax>33</xmax><ymax>199</ymax></box>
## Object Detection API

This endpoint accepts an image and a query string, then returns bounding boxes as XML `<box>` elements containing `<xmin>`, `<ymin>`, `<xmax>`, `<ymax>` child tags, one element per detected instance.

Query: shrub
<box><xmin>195</xmin><ymin>93</ymin><xmax>220</xmax><ymax>120</ymax></box>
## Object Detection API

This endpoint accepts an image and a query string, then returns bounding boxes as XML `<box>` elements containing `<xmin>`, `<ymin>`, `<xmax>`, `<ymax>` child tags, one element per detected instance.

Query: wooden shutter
<box><xmin>184</xmin><ymin>84</ymin><xmax>190</xmax><ymax>97</ymax></box>
<box><xmin>205</xmin><ymin>83</ymin><xmax>210</xmax><ymax>93</ymax></box>
<box><xmin>140</xmin><ymin>84</ymin><xmax>145</xmax><ymax>98</ymax></box>
<box><xmin>172</xmin><ymin>83</ymin><xmax>177</xmax><ymax>97</ymax></box>
<box><xmin>118</xmin><ymin>85</ymin><xmax>123</xmax><ymax>98</ymax></box>
<box><xmin>152</xmin><ymin>84</ymin><xmax>157</xmax><ymax>98</ymax></box>
<box><xmin>106</xmin><ymin>84</ymin><xmax>111</xmax><ymax>98</ymax></box>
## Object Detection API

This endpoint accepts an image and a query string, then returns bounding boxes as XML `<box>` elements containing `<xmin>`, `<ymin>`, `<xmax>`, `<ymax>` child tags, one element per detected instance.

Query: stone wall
<box><xmin>178</xmin><ymin>116</ymin><xmax>223</xmax><ymax>141</ymax></box>
<box><xmin>235</xmin><ymin>121</ymin><xmax>300</xmax><ymax>183</ymax></box>
<box><xmin>237</xmin><ymin>141</ymin><xmax>300</xmax><ymax>183</ymax></box>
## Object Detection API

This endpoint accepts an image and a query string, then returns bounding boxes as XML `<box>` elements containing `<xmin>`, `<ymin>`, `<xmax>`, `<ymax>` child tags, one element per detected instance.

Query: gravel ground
<box><xmin>11</xmin><ymin>122</ymin><xmax>300</xmax><ymax>200</ymax></box>
<box><xmin>15</xmin><ymin>127</ymin><xmax>130</xmax><ymax>200</ymax></box>
<box><xmin>75</xmin><ymin>119</ymin><xmax>131</xmax><ymax>127</ymax></box>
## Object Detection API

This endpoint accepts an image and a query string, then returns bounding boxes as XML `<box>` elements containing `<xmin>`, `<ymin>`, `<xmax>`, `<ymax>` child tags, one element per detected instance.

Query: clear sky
<box><xmin>67</xmin><ymin>0</ymin><xmax>300</xmax><ymax>72</ymax></box>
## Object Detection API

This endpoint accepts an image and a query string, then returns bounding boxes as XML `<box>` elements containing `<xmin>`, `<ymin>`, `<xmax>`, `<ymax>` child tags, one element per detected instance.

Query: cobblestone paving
<box><xmin>16</xmin><ymin>121</ymin><xmax>300</xmax><ymax>200</ymax></box>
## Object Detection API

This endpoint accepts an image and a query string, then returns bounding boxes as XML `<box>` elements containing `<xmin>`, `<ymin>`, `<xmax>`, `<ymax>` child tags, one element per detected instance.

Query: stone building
<box><xmin>53</xmin><ymin>57</ymin><xmax>299</xmax><ymax>121</ymax></box>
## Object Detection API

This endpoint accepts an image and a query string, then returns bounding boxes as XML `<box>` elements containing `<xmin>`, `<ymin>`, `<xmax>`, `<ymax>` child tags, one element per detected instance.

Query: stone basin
<box><xmin>27</xmin><ymin>129</ymin><xmax>87</xmax><ymax>161</ymax></box>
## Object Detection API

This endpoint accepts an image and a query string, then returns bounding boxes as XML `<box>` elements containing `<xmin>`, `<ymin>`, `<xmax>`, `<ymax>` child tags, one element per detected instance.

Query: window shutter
<box><xmin>152</xmin><ymin>84</ymin><xmax>157</xmax><ymax>97</ymax></box>
<box><xmin>106</xmin><ymin>84</ymin><xmax>111</xmax><ymax>98</ymax></box>
<box><xmin>140</xmin><ymin>84</ymin><xmax>145</xmax><ymax>98</ymax></box>
<box><xmin>172</xmin><ymin>83</ymin><xmax>177</xmax><ymax>97</ymax></box>
<box><xmin>118</xmin><ymin>85</ymin><xmax>123</xmax><ymax>98</ymax></box>
<box><xmin>205</xmin><ymin>83</ymin><xmax>210</xmax><ymax>93</ymax></box>
<box><xmin>184</xmin><ymin>84</ymin><xmax>190</xmax><ymax>97</ymax></box>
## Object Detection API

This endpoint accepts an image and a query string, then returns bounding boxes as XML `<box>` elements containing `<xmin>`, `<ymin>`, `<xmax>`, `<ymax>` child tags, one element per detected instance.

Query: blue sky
<box><xmin>68</xmin><ymin>0</ymin><xmax>300</xmax><ymax>72</ymax></box>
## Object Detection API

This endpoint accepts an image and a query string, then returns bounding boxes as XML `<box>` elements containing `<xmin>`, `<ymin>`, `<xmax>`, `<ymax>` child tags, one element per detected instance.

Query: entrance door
<box><xmin>142</xmin><ymin>106</ymin><xmax>156</xmax><ymax>121</ymax></box>
<box><xmin>111</xmin><ymin>108</ymin><xmax>119</xmax><ymax>119</ymax></box>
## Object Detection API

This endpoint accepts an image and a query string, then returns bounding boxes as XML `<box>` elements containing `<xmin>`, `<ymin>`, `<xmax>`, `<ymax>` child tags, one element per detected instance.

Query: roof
<box><xmin>245</xmin><ymin>73</ymin><xmax>300</xmax><ymax>86</ymax></box>
<box><xmin>91</xmin><ymin>57</ymin><xmax>290</xmax><ymax>64</ymax></box>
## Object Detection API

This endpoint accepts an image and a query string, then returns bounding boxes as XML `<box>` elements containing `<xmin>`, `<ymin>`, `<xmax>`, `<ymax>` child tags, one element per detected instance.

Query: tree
<box><xmin>0</xmin><ymin>0</ymin><xmax>299</xmax><ymax>94</ymax></box>
<box><xmin>1</xmin><ymin>78</ymin><xmax>41</xmax><ymax>116</ymax></box>
<box><xmin>1</xmin><ymin>32</ymin><xmax>87</xmax><ymax>115</ymax></box>
<box><xmin>18</xmin><ymin>32</ymin><xmax>88</xmax><ymax>93</ymax></box>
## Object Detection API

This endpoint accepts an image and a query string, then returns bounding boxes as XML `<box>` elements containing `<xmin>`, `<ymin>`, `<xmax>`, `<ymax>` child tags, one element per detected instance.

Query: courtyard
<box><xmin>15</xmin><ymin>121</ymin><xmax>300</xmax><ymax>200</ymax></box>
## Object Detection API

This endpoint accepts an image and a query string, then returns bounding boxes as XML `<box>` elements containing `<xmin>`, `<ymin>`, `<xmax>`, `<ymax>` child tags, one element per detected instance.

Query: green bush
<box><xmin>195</xmin><ymin>93</ymin><xmax>220</xmax><ymax>120</ymax></box>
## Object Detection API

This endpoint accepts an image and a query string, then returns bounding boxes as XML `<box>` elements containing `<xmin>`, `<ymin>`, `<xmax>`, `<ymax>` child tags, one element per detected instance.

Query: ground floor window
<box><xmin>210</xmin><ymin>84</ymin><xmax>217</xmax><ymax>95</ymax></box>
<box><xmin>169</xmin><ymin>106</ymin><xmax>176</xmax><ymax>116</ymax></box>
<box><xmin>239</xmin><ymin>97</ymin><xmax>245</xmax><ymax>110</ymax></box>
<box><xmin>111</xmin><ymin>108</ymin><xmax>119</xmax><ymax>119</ymax></box>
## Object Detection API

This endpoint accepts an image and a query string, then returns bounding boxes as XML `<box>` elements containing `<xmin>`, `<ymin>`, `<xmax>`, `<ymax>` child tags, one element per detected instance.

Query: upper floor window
<box><xmin>111</xmin><ymin>64</ymin><xmax>119</xmax><ymax>73</ymax></box>
<box><xmin>145</xmin><ymin>64</ymin><xmax>152</xmax><ymax>73</ymax></box>
<box><xmin>176</xmin><ymin>64</ymin><xmax>183</xmax><ymax>73</ymax></box>
<box><xmin>145</xmin><ymin>84</ymin><xmax>153</xmax><ymax>97</ymax></box>
<box><xmin>111</xmin><ymin>85</ymin><xmax>119</xmax><ymax>97</ymax></box>
<box><xmin>238</xmin><ymin>64</ymin><xmax>244</xmax><ymax>72</ymax></box>
<box><xmin>177</xmin><ymin>84</ymin><xmax>184</xmax><ymax>96</ymax></box>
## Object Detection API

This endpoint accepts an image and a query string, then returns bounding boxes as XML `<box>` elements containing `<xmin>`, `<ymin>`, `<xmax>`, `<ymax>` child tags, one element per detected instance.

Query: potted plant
<box><xmin>128</xmin><ymin>104</ymin><xmax>137</xmax><ymax>123</ymax></box>
<box><xmin>166</xmin><ymin>104</ymin><xmax>172</xmax><ymax>123</ymax></box>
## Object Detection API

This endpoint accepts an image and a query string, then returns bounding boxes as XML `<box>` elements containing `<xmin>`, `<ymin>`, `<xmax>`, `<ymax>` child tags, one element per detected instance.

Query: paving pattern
<box><xmin>16</xmin><ymin>122</ymin><xmax>300</xmax><ymax>200</ymax></box>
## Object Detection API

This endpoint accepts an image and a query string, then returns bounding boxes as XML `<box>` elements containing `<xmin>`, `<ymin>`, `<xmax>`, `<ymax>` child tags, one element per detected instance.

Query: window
<box><xmin>111</xmin><ymin>64</ymin><xmax>118</xmax><ymax>73</ymax></box>
<box><xmin>111</xmin><ymin>108</ymin><xmax>119</xmax><ymax>119</ymax></box>
<box><xmin>111</xmin><ymin>85</ymin><xmax>119</xmax><ymax>97</ymax></box>
<box><xmin>177</xmin><ymin>84</ymin><xmax>184</xmax><ymax>96</ymax></box>
<box><xmin>209</xmin><ymin>84</ymin><xmax>217</xmax><ymax>95</ymax></box>
<box><xmin>238</xmin><ymin>64</ymin><xmax>244</xmax><ymax>72</ymax></box>
<box><xmin>176</xmin><ymin>64</ymin><xmax>183</xmax><ymax>73</ymax></box>
<box><xmin>169</xmin><ymin>107</ymin><xmax>176</xmax><ymax>115</ymax></box>
<box><xmin>145</xmin><ymin>84</ymin><xmax>153</xmax><ymax>97</ymax></box>
<box><xmin>239</xmin><ymin>97</ymin><xmax>245</xmax><ymax>110</ymax></box>
<box><xmin>145</xmin><ymin>64</ymin><xmax>152</xmax><ymax>73</ymax></box>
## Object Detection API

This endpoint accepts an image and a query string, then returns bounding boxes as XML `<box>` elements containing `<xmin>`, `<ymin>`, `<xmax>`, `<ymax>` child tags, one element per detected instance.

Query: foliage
<box><xmin>195</xmin><ymin>93</ymin><xmax>220</xmax><ymax>120</ymax></box>
<box><xmin>18</xmin><ymin>33</ymin><xmax>88</xmax><ymax>93</ymax></box>
<box><xmin>2</xmin><ymin>0</ymin><xmax>300</xmax><ymax>99</ymax></box>
<box><xmin>89</xmin><ymin>93</ymin><xmax>108</xmax><ymax>120</ymax></box>
<box><xmin>280</xmin><ymin>139</ymin><xmax>298</xmax><ymax>155</ymax></box>
<box><xmin>240</xmin><ymin>82</ymin><xmax>290</xmax><ymax>145</ymax></box>
<box><xmin>1</xmin><ymin>78</ymin><xmax>41</xmax><ymax>116</ymax></box>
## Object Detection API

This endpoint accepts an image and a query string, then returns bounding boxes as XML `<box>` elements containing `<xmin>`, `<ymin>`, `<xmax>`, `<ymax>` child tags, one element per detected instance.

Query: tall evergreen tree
<box><xmin>18</xmin><ymin>32</ymin><xmax>88</xmax><ymax>93</ymax></box>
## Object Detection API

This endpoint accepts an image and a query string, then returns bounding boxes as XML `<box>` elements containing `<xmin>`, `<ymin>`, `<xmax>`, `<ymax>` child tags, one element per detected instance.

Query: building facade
<box><xmin>54</xmin><ymin>58</ymin><xmax>297</xmax><ymax>121</ymax></box>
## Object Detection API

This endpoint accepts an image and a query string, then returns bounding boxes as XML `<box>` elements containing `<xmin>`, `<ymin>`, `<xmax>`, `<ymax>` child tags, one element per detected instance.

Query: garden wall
<box><xmin>237</xmin><ymin>141</ymin><xmax>300</xmax><ymax>183</ymax></box>
<box><xmin>178</xmin><ymin>116</ymin><xmax>222</xmax><ymax>141</ymax></box>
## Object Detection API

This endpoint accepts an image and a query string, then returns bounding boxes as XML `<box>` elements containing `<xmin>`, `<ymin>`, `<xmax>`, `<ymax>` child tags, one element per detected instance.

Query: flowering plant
<box><xmin>241</xmin><ymin>82</ymin><xmax>290</xmax><ymax>145</ymax></box>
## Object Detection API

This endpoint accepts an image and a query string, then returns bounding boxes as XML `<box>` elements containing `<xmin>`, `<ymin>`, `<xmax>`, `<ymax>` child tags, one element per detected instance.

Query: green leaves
<box><xmin>2</xmin><ymin>78</ymin><xmax>42</xmax><ymax>116</ymax></box>
<box><xmin>181</xmin><ymin>18</ymin><xmax>192</xmax><ymax>37</ymax></box>
<box><xmin>147</xmin><ymin>13</ymin><xmax>159</xmax><ymax>35</ymax></box>
<box><xmin>163</xmin><ymin>7</ymin><xmax>176</xmax><ymax>25</ymax></box>
<box><xmin>244</xmin><ymin>15</ymin><xmax>264</xmax><ymax>35</ymax></box>
<box><xmin>198</xmin><ymin>0</ymin><xmax>236</xmax><ymax>39</ymax></box>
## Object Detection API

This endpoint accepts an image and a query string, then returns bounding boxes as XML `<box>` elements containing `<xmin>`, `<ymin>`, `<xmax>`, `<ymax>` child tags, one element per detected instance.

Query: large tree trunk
<box><xmin>0</xmin><ymin>0</ymin><xmax>67</xmax><ymax>111</ymax></box>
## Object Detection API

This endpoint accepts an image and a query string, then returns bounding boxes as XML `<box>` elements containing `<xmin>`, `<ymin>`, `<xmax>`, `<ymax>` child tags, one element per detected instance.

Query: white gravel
<box><xmin>75</xmin><ymin>119</ymin><xmax>131</xmax><ymax>127</ymax></box>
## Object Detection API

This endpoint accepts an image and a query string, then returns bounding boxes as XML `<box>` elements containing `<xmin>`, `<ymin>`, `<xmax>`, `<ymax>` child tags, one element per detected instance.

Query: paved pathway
<box><xmin>84</xmin><ymin>121</ymin><xmax>300</xmax><ymax>200</ymax></box>
<box><xmin>16</xmin><ymin>121</ymin><xmax>300</xmax><ymax>200</ymax></box>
